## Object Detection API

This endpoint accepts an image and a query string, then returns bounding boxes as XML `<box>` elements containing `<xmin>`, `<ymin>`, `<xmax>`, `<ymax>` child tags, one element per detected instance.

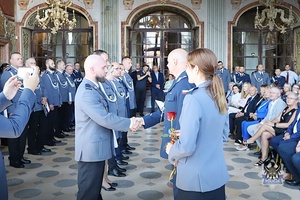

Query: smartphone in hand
<box><xmin>17</xmin><ymin>67</ymin><xmax>34</xmax><ymax>80</ymax></box>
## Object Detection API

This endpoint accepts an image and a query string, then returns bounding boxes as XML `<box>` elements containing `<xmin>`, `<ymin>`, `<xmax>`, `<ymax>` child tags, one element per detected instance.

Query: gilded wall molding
<box><xmin>191</xmin><ymin>0</ymin><xmax>201</xmax><ymax>10</ymax></box>
<box><xmin>83</xmin><ymin>0</ymin><xmax>94</xmax><ymax>9</ymax></box>
<box><xmin>18</xmin><ymin>0</ymin><xmax>30</xmax><ymax>10</ymax></box>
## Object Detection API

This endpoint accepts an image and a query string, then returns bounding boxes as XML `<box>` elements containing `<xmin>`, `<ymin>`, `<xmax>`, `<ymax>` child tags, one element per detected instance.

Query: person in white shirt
<box><xmin>281</xmin><ymin>64</ymin><xmax>298</xmax><ymax>85</ymax></box>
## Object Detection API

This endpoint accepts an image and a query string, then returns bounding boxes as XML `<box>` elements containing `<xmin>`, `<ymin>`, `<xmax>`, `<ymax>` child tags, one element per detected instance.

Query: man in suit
<box><xmin>216</xmin><ymin>61</ymin><xmax>231</xmax><ymax>92</ymax></box>
<box><xmin>251</xmin><ymin>64</ymin><xmax>271</xmax><ymax>90</ymax></box>
<box><xmin>246</xmin><ymin>87</ymin><xmax>286</xmax><ymax>149</ymax></box>
<box><xmin>41</xmin><ymin>59</ymin><xmax>62</xmax><ymax>146</ymax></box>
<box><xmin>277</xmin><ymin>139</ymin><xmax>300</xmax><ymax>187</ymax></box>
<box><xmin>0</xmin><ymin>69</ymin><xmax>39</xmax><ymax>200</ymax></box>
<box><xmin>228</xmin><ymin>86</ymin><xmax>260</xmax><ymax>144</ymax></box>
<box><xmin>150</xmin><ymin>65</ymin><xmax>164</xmax><ymax>112</ymax></box>
<box><xmin>75</xmin><ymin>55</ymin><xmax>140</xmax><ymax>200</ymax></box>
<box><xmin>0</xmin><ymin>52</ymin><xmax>31</xmax><ymax>168</ymax></box>
<box><xmin>231</xmin><ymin>65</ymin><xmax>240</xmax><ymax>82</ymax></box>
<box><xmin>140</xmin><ymin>48</ymin><xmax>194</xmax><ymax>200</ymax></box>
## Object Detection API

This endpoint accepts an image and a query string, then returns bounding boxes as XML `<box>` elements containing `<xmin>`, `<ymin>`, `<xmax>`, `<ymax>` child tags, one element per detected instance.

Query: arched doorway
<box><xmin>21</xmin><ymin>7</ymin><xmax>94</xmax><ymax>70</ymax></box>
<box><xmin>127</xmin><ymin>5</ymin><xmax>200</xmax><ymax>75</ymax></box>
<box><xmin>232</xmin><ymin>5</ymin><xmax>297</xmax><ymax>75</ymax></box>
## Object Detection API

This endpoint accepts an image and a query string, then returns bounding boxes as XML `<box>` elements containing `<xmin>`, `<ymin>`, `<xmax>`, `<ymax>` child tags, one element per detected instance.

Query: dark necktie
<box><xmin>286</xmin><ymin>71</ymin><xmax>289</xmax><ymax>83</ymax></box>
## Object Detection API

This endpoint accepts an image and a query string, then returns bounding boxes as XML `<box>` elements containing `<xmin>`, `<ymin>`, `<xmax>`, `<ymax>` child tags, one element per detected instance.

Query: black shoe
<box><xmin>21</xmin><ymin>158</ymin><xmax>31</xmax><ymax>164</ymax></box>
<box><xmin>285</xmin><ymin>180</ymin><xmax>300</xmax><ymax>186</ymax></box>
<box><xmin>126</xmin><ymin>145</ymin><xmax>136</xmax><ymax>151</ymax></box>
<box><xmin>116</xmin><ymin>165</ymin><xmax>127</xmax><ymax>172</ymax></box>
<box><xmin>61</xmin><ymin>132</ymin><xmax>69</xmax><ymax>137</ymax></box>
<box><xmin>54</xmin><ymin>133</ymin><xmax>65</xmax><ymax>138</ymax></box>
<box><xmin>52</xmin><ymin>138</ymin><xmax>61</xmax><ymax>143</ymax></box>
<box><xmin>121</xmin><ymin>155</ymin><xmax>129</xmax><ymax>160</ymax></box>
<box><xmin>28</xmin><ymin>150</ymin><xmax>42</xmax><ymax>155</ymax></box>
<box><xmin>116</xmin><ymin>160</ymin><xmax>128</xmax><ymax>165</ymax></box>
<box><xmin>108</xmin><ymin>182</ymin><xmax>118</xmax><ymax>187</ymax></box>
<box><xmin>108</xmin><ymin>168</ymin><xmax>126</xmax><ymax>177</ymax></box>
<box><xmin>102</xmin><ymin>185</ymin><xmax>116</xmax><ymax>191</ymax></box>
<box><xmin>41</xmin><ymin>147</ymin><xmax>51</xmax><ymax>152</ymax></box>
<box><xmin>63</xmin><ymin>128</ymin><xmax>75</xmax><ymax>132</ymax></box>
<box><xmin>254</xmin><ymin>150</ymin><xmax>262</xmax><ymax>155</ymax></box>
<box><xmin>122</xmin><ymin>149</ymin><xmax>132</xmax><ymax>154</ymax></box>
<box><xmin>9</xmin><ymin>161</ymin><xmax>24</xmax><ymax>168</ymax></box>
<box><xmin>45</xmin><ymin>141</ymin><xmax>56</xmax><ymax>146</ymax></box>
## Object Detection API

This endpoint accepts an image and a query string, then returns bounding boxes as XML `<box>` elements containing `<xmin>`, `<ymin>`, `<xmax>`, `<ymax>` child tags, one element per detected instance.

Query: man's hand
<box><xmin>23</xmin><ymin>66</ymin><xmax>40</xmax><ymax>92</ymax></box>
<box><xmin>130</xmin><ymin>117</ymin><xmax>143</xmax><ymax>131</ymax></box>
<box><xmin>3</xmin><ymin>75</ymin><xmax>22</xmax><ymax>100</ymax></box>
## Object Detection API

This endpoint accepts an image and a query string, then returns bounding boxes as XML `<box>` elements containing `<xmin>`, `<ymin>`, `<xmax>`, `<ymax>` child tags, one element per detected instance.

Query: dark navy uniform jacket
<box><xmin>271</xmin><ymin>75</ymin><xmax>285</xmax><ymax>88</ymax></box>
<box><xmin>143</xmin><ymin>71</ymin><xmax>194</xmax><ymax>159</ymax></box>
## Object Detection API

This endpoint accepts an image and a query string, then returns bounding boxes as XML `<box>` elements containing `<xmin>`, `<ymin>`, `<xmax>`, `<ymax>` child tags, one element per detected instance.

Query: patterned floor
<box><xmin>1</xmin><ymin>122</ymin><xmax>299</xmax><ymax>200</ymax></box>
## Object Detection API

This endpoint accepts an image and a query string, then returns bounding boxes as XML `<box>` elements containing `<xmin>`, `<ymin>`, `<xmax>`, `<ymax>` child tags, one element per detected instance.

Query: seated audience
<box><xmin>241</xmin><ymin>92</ymin><xmax>298</xmax><ymax>166</ymax></box>
<box><xmin>282</xmin><ymin>83</ymin><xmax>292</xmax><ymax>103</ymax></box>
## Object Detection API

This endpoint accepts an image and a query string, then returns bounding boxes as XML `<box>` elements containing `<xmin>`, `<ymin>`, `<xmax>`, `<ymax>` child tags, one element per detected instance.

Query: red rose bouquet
<box><xmin>166</xmin><ymin>111</ymin><xmax>179</xmax><ymax>144</ymax></box>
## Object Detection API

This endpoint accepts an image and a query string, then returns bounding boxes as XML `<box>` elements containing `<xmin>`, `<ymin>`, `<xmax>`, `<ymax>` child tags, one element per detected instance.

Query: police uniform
<box><xmin>122</xmin><ymin>71</ymin><xmax>136</xmax><ymax>117</ymax></box>
<box><xmin>0</xmin><ymin>88</ymin><xmax>36</xmax><ymax>200</ymax></box>
<box><xmin>216</xmin><ymin>68</ymin><xmax>231</xmax><ymax>92</ymax></box>
<box><xmin>64</xmin><ymin>72</ymin><xmax>76</xmax><ymax>131</ymax></box>
<box><xmin>233</xmin><ymin>73</ymin><xmax>251</xmax><ymax>88</ymax></box>
<box><xmin>27</xmin><ymin>80</ymin><xmax>49</xmax><ymax>154</ymax></box>
<box><xmin>250</xmin><ymin>71</ymin><xmax>271</xmax><ymax>90</ymax></box>
<box><xmin>72</xmin><ymin>69</ymin><xmax>83</xmax><ymax>88</ymax></box>
<box><xmin>0</xmin><ymin>66</ymin><xmax>28</xmax><ymax>167</ymax></box>
<box><xmin>75</xmin><ymin>78</ymin><xmax>130</xmax><ymax>200</ymax></box>
<box><xmin>271</xmin><ymin>75</ymin><xmax>285</xmax><ymax>88</ymax></box>
<box><xmin>41</xmin><ymin>69</ymin><xmax>62</xmax><ymax>144</ymax></box>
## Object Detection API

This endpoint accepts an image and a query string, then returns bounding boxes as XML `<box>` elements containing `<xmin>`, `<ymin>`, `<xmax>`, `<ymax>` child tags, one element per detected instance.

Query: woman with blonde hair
<box><xmin>166</xmin><ymin>48</ymin><xmax>229</xmax><ymax>199</ymax></box>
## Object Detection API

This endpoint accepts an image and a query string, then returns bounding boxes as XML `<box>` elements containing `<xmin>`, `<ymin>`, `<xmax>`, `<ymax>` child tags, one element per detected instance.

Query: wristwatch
<box><xmin>273</xmin><ymin>123</ymin><xmax>277</xmax><ymax>128</ymax></box>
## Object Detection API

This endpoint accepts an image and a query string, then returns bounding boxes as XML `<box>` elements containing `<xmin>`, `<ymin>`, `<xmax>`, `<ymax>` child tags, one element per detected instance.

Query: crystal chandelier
<box><xmin>254</xmin><ymin>0</ymin><xmax>295</xmax><ymax>34</ymax></box>
<box><xmin>36</xmin><ymin>0</ymin><xmax>77</xmax><ymax>34</ymax></box>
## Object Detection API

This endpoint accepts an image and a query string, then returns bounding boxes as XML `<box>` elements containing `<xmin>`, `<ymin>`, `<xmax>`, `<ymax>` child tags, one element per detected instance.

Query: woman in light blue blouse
<box><xmin>166</xmin><ymin>48</ymin><xmax>229</xmax><ymax>200</ymax></box>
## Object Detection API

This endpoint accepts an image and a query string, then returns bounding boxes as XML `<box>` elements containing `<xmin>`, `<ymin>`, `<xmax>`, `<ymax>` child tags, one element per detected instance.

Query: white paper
<box><xmin>68</xmin><ymin>92</ymin><xmax>72</xmax><ymax>102</ymax></box>
<box><xmin>155</xmin><ymin>100</ymin><xmax>164</xmax><ymax>112</ymax></box>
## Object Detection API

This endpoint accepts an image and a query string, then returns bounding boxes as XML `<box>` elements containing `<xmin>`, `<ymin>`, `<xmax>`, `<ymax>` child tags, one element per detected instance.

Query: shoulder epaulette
<box><xmin>85</xmin><ymin>84</ymin><xmax>92</xmax><ymax>90</ymax></box>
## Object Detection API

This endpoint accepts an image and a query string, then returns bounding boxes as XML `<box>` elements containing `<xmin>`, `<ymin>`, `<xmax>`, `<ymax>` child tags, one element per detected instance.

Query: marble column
<box><xmin>100</xmin><ymin>0</ymin><xmax>119</xmax><ymax>62</ymax></box>
<box><xmin>207</xmin><ymin>0</ymin><xmax>227</xmax><ymax>65</ymax></box>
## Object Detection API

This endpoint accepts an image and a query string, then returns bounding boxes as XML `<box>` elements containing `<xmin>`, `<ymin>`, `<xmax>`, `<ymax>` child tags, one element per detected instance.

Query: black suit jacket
<box><xmin>241</xmin><ymin>94</ymin><xmax>260</xmax><ymax>117</ymax></box>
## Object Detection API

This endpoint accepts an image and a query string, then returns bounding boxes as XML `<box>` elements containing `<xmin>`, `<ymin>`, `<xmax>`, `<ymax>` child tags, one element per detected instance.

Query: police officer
<box><xmin>235</xmin><ymin>66</ymin><xmax>251</xmax><ymax>89</ymax></box>
<box><xmin>251</xmin><ymin>64</ymin><xmax>271</xmax><ymax>91</ymax></box>
<box><xmin>41</xmin><ymin>59</ymin><xmax>62</xmax><ymax>146</ymax></box>
<box><xmin>271</xmin><ymin>68</ymin><xmax>285</xmax><ymax>89</ymax></box>
<box><xmin>72</xmin><ymin>62</ymin><xmax>83</xmax><ymax>88</ymax></box>
<box><xmin>0</xmin><ymin>52</ymin><xmax>31</xmax><ymax>168</ymax></box>
<box><xmin>25</xmin><ymin>58</ymin><xmax>51</xmax><ymax>155</ymax></box>
<box><xmin>140</xmin><ymin>48</ymin><xmax>194</xmax><ymax>200</ymax></box>
<box><xmin>64</xmin><ymin>63</ymin><xmax>76</xmax><ymax>132</ymax></box>
<box><xmin>0</xmin><ymin>69</ymin><xmax>39</xmax><ymax>200</ymax></box>
<box><xmin>216</xmin><ymin>61</ymin><xmax>231</xmax><ymax>92</ymax></box>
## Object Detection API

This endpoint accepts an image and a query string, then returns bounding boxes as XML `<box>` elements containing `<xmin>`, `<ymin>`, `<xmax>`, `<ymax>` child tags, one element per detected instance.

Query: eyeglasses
<box><xmin>287</xmin><ymin>97</ymin><xmax>297</xmax><ymax>100</ymax></box>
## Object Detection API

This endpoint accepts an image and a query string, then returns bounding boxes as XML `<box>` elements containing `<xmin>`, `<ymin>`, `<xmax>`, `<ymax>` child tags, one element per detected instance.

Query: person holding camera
<box><xmin>135</xmin><ymin>64</ymin><xmax>152</xmax><ymax>116</ymax></box>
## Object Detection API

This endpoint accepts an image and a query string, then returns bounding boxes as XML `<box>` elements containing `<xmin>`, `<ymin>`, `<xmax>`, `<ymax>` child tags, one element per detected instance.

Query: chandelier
<box><xmin>254</xmin><ymin>0</ymin><xmax>295</xmax><ymax>34</ymax></box>
<box><xmin>36</xmin><ymin>0</ymin><xmax>77</xmax><ymax>34</ymax></box>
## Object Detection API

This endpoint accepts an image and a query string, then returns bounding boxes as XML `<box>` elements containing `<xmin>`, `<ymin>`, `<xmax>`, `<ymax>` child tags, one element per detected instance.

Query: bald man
<box><xmin>141</xmin><ymin>48</ymin><xmax>195</xmax><ymax>200</ymax></box>
<box><xmin>75</xmin><ymin>55</ymin><xmax>140</xmax><ymax>200</ymax></box>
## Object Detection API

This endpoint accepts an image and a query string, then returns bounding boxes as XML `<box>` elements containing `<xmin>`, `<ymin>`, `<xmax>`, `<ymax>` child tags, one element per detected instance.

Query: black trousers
<box><xmin>8</xmin><ymin>126</ymin><xmax>28</xmax><ymax>162</ymax></box>
<box><xmin>135</xmin><ymin>87</ymin><xmax>147</xmax><ymax>115</ymax></box>
<box><xmin>27</xmin><ymin>110</ymin><xmax>48</xmax><ymax>152</ymax></box>
<box><xmin>151</xmin><ymin>89</ymin><xmax>164</xmax><ymax>112</ymax></box>
<box><xmin>234</xmin><ymin>116</ymin><xmax>249</xmax><ymax>142</ymax></box>
<box><xmin>77</xmin><ymin>161</ymin><xmax>105</xmax><ymax>200</ymax></box>
<box><xmin>178</xmin><ymin>185</ymin><xmax>225</xmax><ymax>200</ymax></box>
<box><xmin>45</xmin><ymin>106</ymin><xmax>59</xmax><ymax>143</ymax></box>
<box><xmin>120</xmin><ymin>132</ymin><xmax>128</xmax><ymax>150</ymax></box>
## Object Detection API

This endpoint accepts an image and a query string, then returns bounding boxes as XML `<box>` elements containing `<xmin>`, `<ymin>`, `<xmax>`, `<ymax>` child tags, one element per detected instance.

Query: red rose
<box><xmin>166</xmin><ymin>112</ymin><xmax>177</xmax><ymax>121</ymax></box>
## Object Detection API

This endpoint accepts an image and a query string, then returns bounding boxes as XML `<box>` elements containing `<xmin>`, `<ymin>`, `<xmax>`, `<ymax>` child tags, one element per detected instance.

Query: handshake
<box><xmin>129</xmin><ymin>117</ymin><xmax>144</xmax><ymax>131</ymax></box>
